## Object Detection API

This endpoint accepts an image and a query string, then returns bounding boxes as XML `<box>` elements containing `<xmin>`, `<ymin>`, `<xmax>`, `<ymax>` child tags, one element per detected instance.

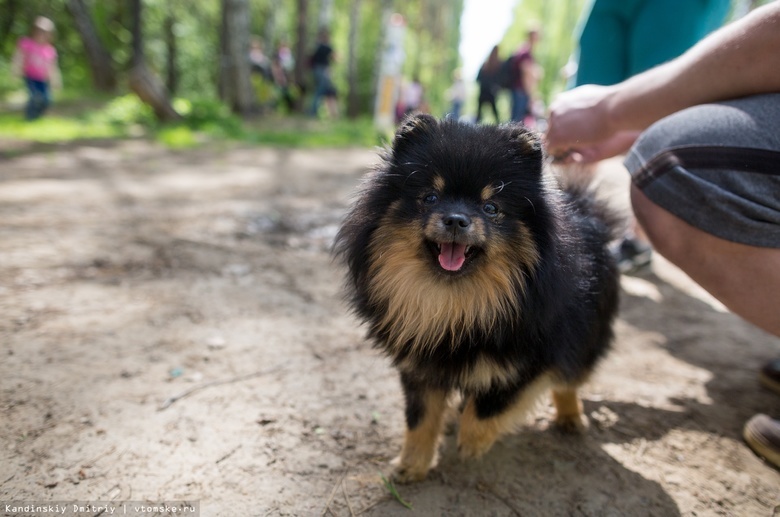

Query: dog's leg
<box><xmin>551</xmin><ymin>385</ymin><xmax>588</xmax><ymax>432</ymax></box>
<box><xmin>458</xmin><ymin>375</ymin><xmax>551</xmax><ymax>460</ymax></box>
<box><xmin>392</xmin><ymin>373</ymin><xmax>448</xmax><ymax>483</ymax></box>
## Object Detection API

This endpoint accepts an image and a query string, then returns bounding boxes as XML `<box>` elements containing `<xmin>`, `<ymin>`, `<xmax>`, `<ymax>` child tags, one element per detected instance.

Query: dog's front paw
<box><xmin>390</xmin><ymin>455</ymin><xmax>429</xmax><ymax>484</ymax></box>
<box><xmin>553</xmin><ymin>413</ymin><xmax>589</xmax><ymax>434</ymax></box>
<box><xmin>457</xmin><ymin>439</ymin><xmax>493</xmax><ymax>460</ymax></box>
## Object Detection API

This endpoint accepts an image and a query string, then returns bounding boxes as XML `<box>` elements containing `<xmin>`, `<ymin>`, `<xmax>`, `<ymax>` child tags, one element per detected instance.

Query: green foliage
<box><xmin>175</xmin><ymin>98</ymin><xmax>245</xmax><ymax>136</ymax></box>
<box><xmin>1</xmin><ymin>0</ymin><xmax>467</xmax><ymax>119</ymax></box>
<box><xmin>392</xmin><ymin>0</ymin><xmax>465</xmax><ymax>114</ymax></box>
<box><xmin>95</xmin><ymin>94</ymin><xmax>156</xmax><ymax>127</ymax></box>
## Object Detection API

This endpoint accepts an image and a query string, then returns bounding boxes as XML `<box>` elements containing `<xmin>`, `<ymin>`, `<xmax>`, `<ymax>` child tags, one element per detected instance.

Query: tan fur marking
<box><xmin>480</xmin><ymin>185</ymin><xmax>493</xmax><ymax>202</ymax></box>
<box><xmin>393</xmin><ymin>389</ymin><xmax>449</xmax><ymax>483</ymax></box>
<box><xmin>367</xmin><ymin>220</ymin><xmax>539</xmax><ymax>355</ymax></box>
<box><xmin>513</xmin><ymin>131</ymin><xmax>538</xmax><ymax>154</ymax></box>
<box><xmin>432</xmin><ymin>175</ymin><xmax>445</xmax><ymax>192</ymax></box>
<box><xmin>460</xmin><ymin>356</ymin><xmax>519</xmax><ymax>392</ymax></box>
<box><xmin>458</xmin><ymin>373</ymin><xmax>553</xmax><ymax>459</ymax></box>
<box><xmin>552</xmin><ymin>385</ymin><xmax>588</xmax><ymax>431</ymax></box>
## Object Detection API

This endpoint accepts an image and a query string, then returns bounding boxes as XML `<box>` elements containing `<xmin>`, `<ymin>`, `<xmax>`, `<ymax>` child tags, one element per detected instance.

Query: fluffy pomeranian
<box><xmin>335</xmin><ymin>114</ymin><xmax>619</xmax><ymax>482</ymax></box>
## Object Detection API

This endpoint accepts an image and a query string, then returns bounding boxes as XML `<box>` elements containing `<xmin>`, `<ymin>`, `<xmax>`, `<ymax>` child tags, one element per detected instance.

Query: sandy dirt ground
<box><xmin>1</xmin><ymin>139</ymin><xmax>778</xmax><ymax>516</ymax></box>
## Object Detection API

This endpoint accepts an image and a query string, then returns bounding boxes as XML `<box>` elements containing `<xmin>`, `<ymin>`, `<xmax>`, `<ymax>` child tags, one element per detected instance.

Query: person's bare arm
<box><xmin>608</xmin><ymin>1</ymin><xmax>780</xmax><ymax>130</ymax></box>
<box><xmin>546</xmin><ymin>2</ymin><xmax>780</xmax><ymax>160</ymax></box>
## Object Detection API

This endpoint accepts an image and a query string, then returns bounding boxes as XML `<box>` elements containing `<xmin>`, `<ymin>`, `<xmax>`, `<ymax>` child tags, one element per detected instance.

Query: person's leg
<box><xmin>510</xmin><ymin>90</ymin><xmax>529</xmax><ymax>123</ymax></box>
<box><xmin>490</xmin><ymin>97</ymin><xmax>499</xmax><ymax>122</ymax></box>
<box><xmin>38</xmin><ymin>80</ymin><xmax>51</xmax><ymax>117</ymax></box>
<box><xmin>626</xmin><ymin>93</ymin><xmax>780</xmax><ymax>468</ymax></box>
<box><xmin>24</xmin><ymin>78</ymin><xmax>43</xmax><ymax>120</ymax></box>
<box><xmin>632</xmin><ymin>185</ymin><xmax>780</xmax><ymax>337</ymax></box>
<box><xmin>509</xmin><ymin>89</ymin><xmax>521</xmax><ymax>121</ymax></box>
<box><xmin>309</xmin><ymin>67</ymin><xmax>325</xmax><ymax>116</ymax></box>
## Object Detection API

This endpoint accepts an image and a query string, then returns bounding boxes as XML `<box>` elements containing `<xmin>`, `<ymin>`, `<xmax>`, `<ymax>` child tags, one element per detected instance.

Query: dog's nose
<box><xmin>443</xmin><ymin>213</ymin><xmax>471</xmax><ymax>229</ymax></box>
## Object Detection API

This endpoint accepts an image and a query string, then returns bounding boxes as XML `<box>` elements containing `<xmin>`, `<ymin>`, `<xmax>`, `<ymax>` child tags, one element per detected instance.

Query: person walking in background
<box><xmin>446</xmin><ymin>68</ymin><xmax>466</xmax><ymax>120</ymax></box>
<box><xmin>12</xmin><ymin>16</ymin><xmax>62</xmax><ymax>121</ymax></box>
<box><xmin>564</xmin><ymin>0</ymin><xmax>730</xmax><ymax>272</ymax></box>
<box><xmin>396</xmin><ymin>76</ymin><xmax>424</xmax><ymax>121</ymax></box>
<box><xmin>248</xmin><ymin>38</ymin><xmax>272</xmax><ymax>81</ymax></box>
<box><xmin>475</xmin><ymin>45</ymin><xmax>502</xmax><ymax>123</ymax></box>
<box><xmin>508</xmin><ymin>28</ymin><xmax>540</xmax><ymax>124</ymax></box>
<box><xmin>308</xmin><ymin>28</ymin><xmax>338</xmax><ymax>118</ymax></box>
<box><xmin>546</xmin><ymin>2</ymin><xmax>780</xmax><ymax>468</ymax></box>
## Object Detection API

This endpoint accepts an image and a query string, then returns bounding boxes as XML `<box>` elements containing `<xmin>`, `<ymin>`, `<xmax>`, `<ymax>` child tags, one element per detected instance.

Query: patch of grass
<box><xmin>156</xmin><ymin>125</ymin><xmax>199</xmax><ymax>148</ymax></box>
<box><xmin>0</xmin><ymin>112</ymin><xmax>125</xmax><ymax>142</ymax></box>
<box><xmin>242</xmin><ymin>115</ymin><xmax>386</xmax><ymax>148</ymax></box>
<box><xmin>379</xmin><ymin>472</ymin><xmax>413</xmax><ymax>510</ymax></box>
<box><xmin>0</xmin><ymin>94</ymin><xmax>387</xmax><ymax>149</ymax></box>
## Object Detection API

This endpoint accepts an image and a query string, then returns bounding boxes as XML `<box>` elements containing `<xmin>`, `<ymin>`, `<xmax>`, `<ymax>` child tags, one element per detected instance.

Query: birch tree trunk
<box><xmin>293</xmin><ymin>0</ymin><xmax>310</xmax><ymax>109</ymax></box>
<box><xmin>346</xmin><ymin>0</ymin><xmax>362</xmax><ymax>118</ymax></box>
<box><xmin>218</xmin><ymin>0</ymin><xmax>255</xmax><ymax>115</ymax></box>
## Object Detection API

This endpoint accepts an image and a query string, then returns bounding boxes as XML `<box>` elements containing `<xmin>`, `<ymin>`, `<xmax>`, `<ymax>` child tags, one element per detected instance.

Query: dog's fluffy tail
<box><xmin>552</xmin><ymin>164</ymin><xmax>628</xmax><ymax>243</ymax></box>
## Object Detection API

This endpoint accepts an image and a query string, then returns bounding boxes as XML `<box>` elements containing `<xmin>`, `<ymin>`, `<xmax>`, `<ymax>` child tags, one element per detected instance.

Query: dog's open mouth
<box><xmin>429</xmin><ymin>241</ymin><xmax>480</xmax><ymax>272</ymax></box>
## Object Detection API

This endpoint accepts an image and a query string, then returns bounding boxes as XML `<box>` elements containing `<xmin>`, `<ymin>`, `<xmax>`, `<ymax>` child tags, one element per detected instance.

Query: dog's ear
<box><xmin>505</xmin><ymin>124</ymin><xmax>542</xmax><ymax>156</ymax></box>
<box><xmin>393</xmin><ymin>113</ymin><xmax>438</xmax><ymax>153</ymax></box>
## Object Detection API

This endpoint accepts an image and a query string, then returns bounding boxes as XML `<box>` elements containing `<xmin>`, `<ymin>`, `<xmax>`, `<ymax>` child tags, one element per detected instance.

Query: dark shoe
<box><xmin>759</xmin><ymin>359</ymin><xmax>780</xmax><ymax>396</ymax></box>
<box><xmin>743</xmin><ymin>414</ymin><xmax>780</xmax><ymax>468</ymax></box>
<box><xmin>612</xmin><ymin>237</ymin><xmax>653</xmax><ymax>274</ymax></box>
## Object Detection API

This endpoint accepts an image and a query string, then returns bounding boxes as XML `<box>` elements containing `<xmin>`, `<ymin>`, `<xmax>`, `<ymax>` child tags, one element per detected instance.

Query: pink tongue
<box><xmin>438</xmin><ymin>242</ymin><xmax>467</xmax><ymax>271</ymax></box>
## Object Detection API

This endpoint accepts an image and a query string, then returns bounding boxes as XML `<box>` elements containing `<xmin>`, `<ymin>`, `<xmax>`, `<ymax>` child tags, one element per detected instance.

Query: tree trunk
<box><xmin>346</xmin><ymin>0</ymin><xmax>362</xmax><ymax>118</ymax></box>
<box><xmin>129</xmin><ymin>63</ymin><xmax>181</xmax><ymax>122</ymax></box>
<box><xmin>218</xmin><ymin>0</ymin><xmax>255</xmax><ymax>115</ymax></box>
<box><xmin>66</xmin><ymin>0</ymin><xmax>117</xmax><ymax>92</ymax></box>
<box><xmin>293</xmin><ymin>0</ymin><xmax>309</xmax><ymax>108</ymax></box>
<box><xmin>128</xmin><ymin>0</ymin><xmax>180</xmax><ymax>122</ymax></box>
<box><xmin>0</xmin><ymin>0</ymin><xmax>19</xmax><ymax>49</ymax></box>
<box><xmin>164</xmin><ymin>10</ymin><xmax>178</xmax><ymax>95</ymax></box>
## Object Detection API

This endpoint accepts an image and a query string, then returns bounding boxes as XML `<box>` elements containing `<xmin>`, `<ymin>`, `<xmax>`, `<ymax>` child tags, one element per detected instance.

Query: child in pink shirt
<box><xmin>12</xmin><ymin>17</ymin><xmax>62</xmax><ymax>120</ymax></box>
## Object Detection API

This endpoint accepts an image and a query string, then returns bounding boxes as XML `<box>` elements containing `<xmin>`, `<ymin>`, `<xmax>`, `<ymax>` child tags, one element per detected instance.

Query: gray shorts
<box><xmin>624</xmin><ymin>93</ymin><xmax>780</xmax><ymax>248</ymax></box>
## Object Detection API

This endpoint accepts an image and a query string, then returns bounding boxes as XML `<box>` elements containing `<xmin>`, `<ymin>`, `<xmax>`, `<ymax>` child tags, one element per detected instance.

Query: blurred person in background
<box><xmin>475</xmin><ymin>45</ymin><xmax>502</xmax><ymax>123</ymax></box>
<box><xmin>12</xmin><ymin>16</ymin><xmax>62</xmax><ymax>121</ymax></box>
<box><xmin>508</xmin><ymin>28</ymin><xmax>540</xmax><ymax>124</ymax></box>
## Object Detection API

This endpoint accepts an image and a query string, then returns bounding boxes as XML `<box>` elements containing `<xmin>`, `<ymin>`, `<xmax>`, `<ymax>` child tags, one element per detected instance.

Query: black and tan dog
<box><xmin>335</xmin><ymin>114</ymin><xmax>619</xmax><ymax>482</ymax></box>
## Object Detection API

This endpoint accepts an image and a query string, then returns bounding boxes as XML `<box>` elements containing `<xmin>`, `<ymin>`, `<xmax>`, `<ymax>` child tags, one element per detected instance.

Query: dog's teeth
<box><xmin>466</xmin><ymin>246</ymin><xmax>471</xmax><ymax>253</ymax></box>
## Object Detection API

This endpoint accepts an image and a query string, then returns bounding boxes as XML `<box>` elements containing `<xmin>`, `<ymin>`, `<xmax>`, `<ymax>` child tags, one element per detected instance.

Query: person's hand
<box><xmin>549</xmin><ymin>130</ymin><xmax>642</xmax><ymax>164</ymax></box>
<box><xmin>545</xmin><ymin>84</ymin><xmax>618</xmax><ymax>160</ymax></box>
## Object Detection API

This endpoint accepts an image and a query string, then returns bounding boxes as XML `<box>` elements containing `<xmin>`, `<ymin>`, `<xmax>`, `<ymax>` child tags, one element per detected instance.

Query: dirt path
<box><xmin>1</xmin><ymin>141</ymin><xmax>778</xmax><ymax>516</ymax></box>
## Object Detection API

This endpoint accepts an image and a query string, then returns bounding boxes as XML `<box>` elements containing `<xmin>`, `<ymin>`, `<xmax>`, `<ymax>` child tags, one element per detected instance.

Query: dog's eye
<box><xmin>423</xmin><ymin>193</ymin><xmax>439</xmax><ymax>205</ymax></box>
<box><xmin>483</xmin><ymin>202</ymin><xmax>499</xmax><ymax>215</ymax></box>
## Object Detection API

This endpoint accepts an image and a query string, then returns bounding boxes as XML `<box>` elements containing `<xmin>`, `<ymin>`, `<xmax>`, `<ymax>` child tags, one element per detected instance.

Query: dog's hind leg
<box><xmin>392</xmin><ymin>374</ymin><xmax>448</xmax><ymax>483</ymax></box>
<box><xmin>551</xmin><ymin>385</ymin><xmax>588</xmax><ymax>433</ymax></box>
